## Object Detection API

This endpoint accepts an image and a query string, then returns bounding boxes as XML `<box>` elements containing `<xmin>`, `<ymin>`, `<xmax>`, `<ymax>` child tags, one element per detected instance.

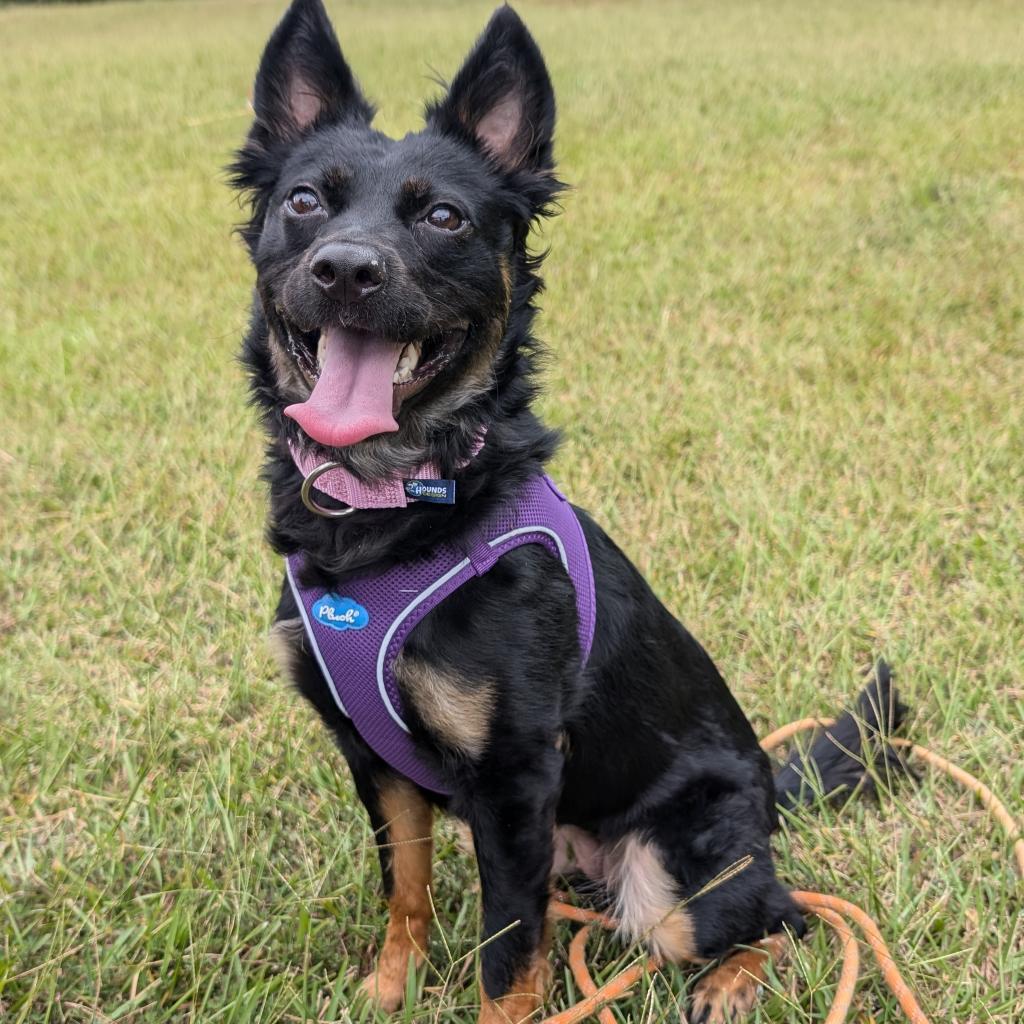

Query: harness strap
<box><xmin>458</xmin><ymin>531</ymin><xmax>495</xmax><ymax>576</ymax></box>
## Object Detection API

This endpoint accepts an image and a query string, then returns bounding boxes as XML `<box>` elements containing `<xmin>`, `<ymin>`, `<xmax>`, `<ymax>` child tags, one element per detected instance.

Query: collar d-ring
<box><xmin>300</xmin><ymin>462</ymin><xmax>356</xmax><ymax>518</ymax></box>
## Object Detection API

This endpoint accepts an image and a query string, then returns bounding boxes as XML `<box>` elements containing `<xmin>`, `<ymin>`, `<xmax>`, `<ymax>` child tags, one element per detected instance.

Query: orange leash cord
<box><xmin>537</xmin><ymin>719</ymin><xmax>1022</xmax><ymax>1024</ymax></box>
<box><xmin>543</xmin><ymin>898</ymin><xmax>658</xmax><ymax>1024</ymax></box>
<box><xmin>791</xmin><ymin>891</ymin><xmax>928</xmax><ymax>1024</ymax></box>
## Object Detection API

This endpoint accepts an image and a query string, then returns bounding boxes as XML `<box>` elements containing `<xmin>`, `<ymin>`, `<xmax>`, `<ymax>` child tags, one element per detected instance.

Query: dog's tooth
<box><xmin>317</xmin><ymin>331</ymin><xmax>328</xmax><ymax>369</ymax></box>
<box><xmin>393</xmin><ymin>342</ymin><xmax>421</xmax><ymax>385</ymax></box>
<box><xmin>394</xmin><ymin>345</ymin><xmax>413</xmax><ymax>384</ymax></box>
<box><xmin>398</xmin><ymin>342</ymin><xmax>420</xmax><ymax>375</ymax></box>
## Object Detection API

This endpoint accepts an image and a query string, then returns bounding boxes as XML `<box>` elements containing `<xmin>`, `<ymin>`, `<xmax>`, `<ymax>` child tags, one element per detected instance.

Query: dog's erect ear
<box><xmin>251</xmin><ymin>0</ymin><xmax>372</xmax><ymax>142</ymax></box>
<box><xmin>426</xmin><ymin>5</ymin><xmax>555</xmax><ymax>175</ymax></box>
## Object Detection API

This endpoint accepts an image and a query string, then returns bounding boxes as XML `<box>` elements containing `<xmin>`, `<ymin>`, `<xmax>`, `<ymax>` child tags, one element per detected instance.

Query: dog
<box><xmin>230</xmin><ymin>3</ymin><xmax>904</xmax><ymax>1021</ymax></box>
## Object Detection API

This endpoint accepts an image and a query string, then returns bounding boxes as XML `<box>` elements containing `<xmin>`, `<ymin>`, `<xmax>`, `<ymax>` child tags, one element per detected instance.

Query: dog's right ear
<box><xmin>231</xmin><ymin>0</ymin><xmax>372</xmax><ymax>248</ymax></box>
<box><xmin>250</xmin><ymin>0</ymin><xmax>373</xmax><ymax>144</ymax></box>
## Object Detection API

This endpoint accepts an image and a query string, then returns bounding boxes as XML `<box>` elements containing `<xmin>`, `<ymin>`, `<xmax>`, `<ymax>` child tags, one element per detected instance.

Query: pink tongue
<box><xmin>284</xmin><ymin>328</ymin><xmax>405</xmax><ymax>448</ymax></box>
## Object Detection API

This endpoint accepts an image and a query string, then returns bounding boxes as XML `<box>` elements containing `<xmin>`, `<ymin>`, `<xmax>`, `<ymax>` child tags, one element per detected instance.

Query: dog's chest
<box><xmin>286</xmin><ymin>474</ymin><xmax>596</xmax><ymax>792</ymax></box>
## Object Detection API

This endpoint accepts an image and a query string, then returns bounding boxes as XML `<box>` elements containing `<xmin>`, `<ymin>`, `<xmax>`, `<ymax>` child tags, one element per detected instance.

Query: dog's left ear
<box><xmin>426</xmin><ymin>5</ymin><xmax>555</xmax><ymax>176</ymax></box>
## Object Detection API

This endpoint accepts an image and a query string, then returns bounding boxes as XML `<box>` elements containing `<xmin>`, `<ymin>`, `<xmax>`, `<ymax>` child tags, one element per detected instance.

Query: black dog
<box><xmin>231</xmin><ymin>3</ymin><xmax>903</xmax><ymax>1020</ymax></box>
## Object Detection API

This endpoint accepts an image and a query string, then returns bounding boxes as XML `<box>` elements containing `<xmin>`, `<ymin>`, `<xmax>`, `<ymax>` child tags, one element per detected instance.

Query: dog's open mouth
<box><xmin>280</xmin><ymin>318</ymin><xmax>467</xmax><ymax>449</ymax></box>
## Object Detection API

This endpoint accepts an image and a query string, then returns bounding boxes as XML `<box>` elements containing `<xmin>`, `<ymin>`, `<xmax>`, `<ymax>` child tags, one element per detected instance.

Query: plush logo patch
<box><xmin>312</xmin><ymin>595</ymin><xmax>369</xmax><ymax>631</ymax></box>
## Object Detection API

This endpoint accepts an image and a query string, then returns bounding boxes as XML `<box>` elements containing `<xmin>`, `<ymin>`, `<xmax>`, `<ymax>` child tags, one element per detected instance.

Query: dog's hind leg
<box><xmin>689</xmin><ymin>933</ymin><xmax>790</xmax><ymax>1024</ymax></box>
<box><xmin>358</xmin><ymin>776</ymin><xmax>434</xmax><ymax>1012</ymax></box>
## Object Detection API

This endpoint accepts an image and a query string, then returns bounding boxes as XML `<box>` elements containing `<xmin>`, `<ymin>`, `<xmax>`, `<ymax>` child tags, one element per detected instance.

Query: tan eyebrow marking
<box><xmin>322</xmin><ymin>167</ymin><xmax>351</xmax><ymax>194</ymax></box>
<box><xmin>401</xmin><ymin>177</ymin><xmax>432</xmax><ymax>202</ymax></box>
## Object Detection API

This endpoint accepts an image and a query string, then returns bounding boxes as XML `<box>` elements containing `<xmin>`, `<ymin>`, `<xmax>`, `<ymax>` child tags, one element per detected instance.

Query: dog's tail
<box><xmin>773</xmin><ymin>660</ymin><xmax>909</xmax><ymax>811</ymax></box>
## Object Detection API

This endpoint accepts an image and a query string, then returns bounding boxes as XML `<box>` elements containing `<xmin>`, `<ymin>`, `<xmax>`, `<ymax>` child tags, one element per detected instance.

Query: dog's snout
<box><xmin>310</xmin><ymin>243</ymin><xmax>386</xmax><ymax>303</ymax></box>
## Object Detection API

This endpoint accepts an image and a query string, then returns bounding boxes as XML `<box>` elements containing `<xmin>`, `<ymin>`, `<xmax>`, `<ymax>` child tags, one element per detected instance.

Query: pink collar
<box><xmin>290</xmin><ymin>430</ymin><xmax>486</xmax><ymax>512</ymax></box>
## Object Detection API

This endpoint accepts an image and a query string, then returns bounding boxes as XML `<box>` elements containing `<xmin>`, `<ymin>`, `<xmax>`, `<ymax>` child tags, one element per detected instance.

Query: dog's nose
<box><xmin>309</xmin><ymin>243</ymin><xmax>386</xmax><ymax>303</ymax></box>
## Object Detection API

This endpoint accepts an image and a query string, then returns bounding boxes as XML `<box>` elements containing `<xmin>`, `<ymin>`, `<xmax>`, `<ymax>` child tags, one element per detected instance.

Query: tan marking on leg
<box><xmin>395</xmin><ymin>654</ymin><xmax>495</xmax><ymax>757</ymax></box>
<box><xmin>690</xmin><ymin>933</ymin><xmax>790</xmax><ymax>1024</ymax></box>
<box><xmin>604</xmin><ymin>834</ymin><xmax>698</xmax><ymax>962</ymax></box>
<box><xmin>268</xmin><ymin>618</ymin><xmax>305</xmax><ymax>681</ymax></box>
<box><xmin>359</xmin><ymin>779</ymin><xmax>434</xmax><ymax>1012</ymax></box>
<box><xmin>454</xmin><ymin>820</ymin><xmax>476</xmax><ymax>858</ymax></box>
<box><xmin>652</xmin><ymin>907</ymin><xmax>699</xmax><ymax>964</ymax></box>
<box><xmin>478</xmin><ymin>949</ymin><xmax>553</xmax><ymax>1024</ymax></box>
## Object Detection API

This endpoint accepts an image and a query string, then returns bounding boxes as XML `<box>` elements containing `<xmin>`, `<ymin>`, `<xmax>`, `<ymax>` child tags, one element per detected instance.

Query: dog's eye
<box><xmin>287</xmin><ymin>189</ymin><xmax>322</xmax><ymax>216</ymax></box>
<box><xmin>425</xmin><ymin>205</ymin><xmax>464</xmax><ymax>232</ymax></box>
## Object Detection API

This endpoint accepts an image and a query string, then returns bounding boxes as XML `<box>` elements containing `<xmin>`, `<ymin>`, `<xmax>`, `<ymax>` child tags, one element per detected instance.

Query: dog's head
<box><xmin>232</xmin><ymin>0</ymin><xmax>560</xmax><ymax>479</ymax></box>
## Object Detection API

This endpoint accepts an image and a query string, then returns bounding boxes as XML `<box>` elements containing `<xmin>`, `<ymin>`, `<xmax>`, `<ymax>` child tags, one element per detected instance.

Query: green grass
<box><xmin>2</xmin><ymin>0</ymin><xmax>1022</xmax><ymax>1020</ymax></box>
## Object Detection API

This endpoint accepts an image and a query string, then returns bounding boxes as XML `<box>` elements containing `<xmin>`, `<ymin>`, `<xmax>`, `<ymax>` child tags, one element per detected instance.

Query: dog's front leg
<box><xmin>465</xmin><ymin>746</ymin><xmax>560</xmax><ymax>1024</ymax></box>
<box><xmin>358</xmin><ymin>775</ymin><xmax>434</xmax><ymax>1012</ymax></box>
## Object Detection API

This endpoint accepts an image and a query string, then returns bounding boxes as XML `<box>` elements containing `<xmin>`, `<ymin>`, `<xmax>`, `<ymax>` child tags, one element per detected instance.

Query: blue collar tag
<box><xmin>404</xmin><ymin>479</ymin><xmax>456</xmax><ymax>505</ymax></box>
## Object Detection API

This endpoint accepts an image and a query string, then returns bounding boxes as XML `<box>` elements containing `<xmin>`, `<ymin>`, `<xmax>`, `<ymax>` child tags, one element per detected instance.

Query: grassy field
<box><xmin>2</xmin><ymin>0</ymin><xmax>1023</xmax><ymax>1020</ymax></box>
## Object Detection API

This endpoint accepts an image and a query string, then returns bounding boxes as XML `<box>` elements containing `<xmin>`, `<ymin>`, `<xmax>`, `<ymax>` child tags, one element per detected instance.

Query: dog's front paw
<box><xmin>478</xmin><ymin>955</ymin><xmax>552</xmax><ymax>1024</ymax></box>
<box><xmin>688</xmin><ymin>934</ymin><xmax>788</xmax><ymax>1023</ymax></box>
<box><xmin>357</xmin><ymin>909</ymin><xmax>431</xmax><ymax>1014</ymax></box>
<box><xmin>478</xmin><ymin>990</ymin><xmax>544</xmax><ymax>1024</ymax></box>
<box><xmin>689</xmin><ymin>975</ymin><xmax>760</xmax><ymax>1024</ymax></box>
<box><xmin>358</xmin><ymin>962</ymin><xmax>411</xmax><ymax>1014</ymax></box>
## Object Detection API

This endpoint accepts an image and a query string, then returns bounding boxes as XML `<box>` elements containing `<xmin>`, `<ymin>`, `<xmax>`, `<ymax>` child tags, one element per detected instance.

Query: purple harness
<box><xmin>286</xmin><ymin>474</ymin><xmax>596</xmax><ymax>794</ymax></box>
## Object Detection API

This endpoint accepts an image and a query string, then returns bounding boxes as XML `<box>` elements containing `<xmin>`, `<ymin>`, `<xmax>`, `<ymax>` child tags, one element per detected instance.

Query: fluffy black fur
<box><xmin>231</xmin><ymin>1</ymin><xmax>907</xmax><ymax>1015</ymax></box>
